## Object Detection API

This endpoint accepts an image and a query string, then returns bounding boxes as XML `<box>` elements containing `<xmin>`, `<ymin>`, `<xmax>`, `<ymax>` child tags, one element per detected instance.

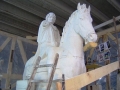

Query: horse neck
<box><xmin>60</xmin><ymin>27</ymin><xmax>84</xmax><ymax>57</ymax></box>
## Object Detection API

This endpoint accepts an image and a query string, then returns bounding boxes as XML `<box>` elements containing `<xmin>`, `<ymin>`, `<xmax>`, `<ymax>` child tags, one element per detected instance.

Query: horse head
<box><xmin>74</xmin><ymin>3</ymin><xmax>97</xmax><ymax>44</ymax></box>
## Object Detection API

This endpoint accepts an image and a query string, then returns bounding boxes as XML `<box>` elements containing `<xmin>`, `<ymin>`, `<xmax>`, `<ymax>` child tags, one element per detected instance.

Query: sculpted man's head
<box><xmin>45</xmin><ymin>12</ymin><xmax>56</xmax><ymax>24</ymax></box>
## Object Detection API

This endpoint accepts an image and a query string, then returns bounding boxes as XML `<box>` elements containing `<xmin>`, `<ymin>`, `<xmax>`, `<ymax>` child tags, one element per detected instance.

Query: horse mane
<box><xmin>62</xmin><ymin>10</ymin><xmax>78</xmax><ymax>36</ymax></box>
<box><xmin>61</xmin><ymin>3</ymin><xmax>92</xmax><ymax>41</ymax></box>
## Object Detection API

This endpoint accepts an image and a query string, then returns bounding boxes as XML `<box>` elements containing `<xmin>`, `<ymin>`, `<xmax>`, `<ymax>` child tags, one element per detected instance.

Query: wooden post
<box><xmin>103</xmin><ymin>35</ymin><xmax>111</xmax><ymax>90</ymax></box>
<box><xmin>17</xmin><ymin>40</ymin><xmax>27</xmax><ymax>65</ymax></box>
<box><xmin>105</xmin><ymin>60</ymin><xmax>111</xmax><ymax>90</ymax></box>
<box><xmin>113</xmin><ymin>17</ymin><xmax>120</xmax><ymax>63</ymax></box>
<box><xmin>0</xmin><ymin>37</ymin><xmax>11</xmax><ymax>52</ymax></box>
<box><xmin>113</xmin><ymin>16</ymin><xmax>120</xmax><ymax>90</ymax></box>
<box><xmin>56</xmin><ymin>82</ymin><xmax>62</xmax><ymax>90</ymax></box>
<box><xmin>5</xmin><ymin>38</ymin><xmax>16</xmax><ymax>89</ymax></box>
<box><xmin>63</xmin><ymin>61</ymin><xmax>119</xmax><ymax>90</ymax></box>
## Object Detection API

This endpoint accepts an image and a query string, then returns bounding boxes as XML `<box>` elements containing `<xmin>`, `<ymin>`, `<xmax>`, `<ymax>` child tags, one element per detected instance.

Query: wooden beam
<box><xmin>26</xmin><ymin>36</ymin><xmax>37</xmax><ymax>40</ymax></box>
<box><xmin>107</xmin><ymin>32</ymin><xmax>117</xmax><ymax>44</ymax></box>
<box><xmin>94</xmin><ymin>15</ymin><xmax>120</xmax><ymax>29</ymax></box>
<box><xmin>11</xmin><ymin>74</ymin><xmax>22</xmax><ymax>79</ymax></box>
<box><xmin>97</xmin><ymin>24</ymin><xmax>120</xmax><ymax>37</ymax></box>
<box><xmin>2</xmin><ymin>73</ymin><xmax>22</xmax><ymax>79</ymax></box>
<box><xmin>5</xmin><ymin>38</ymin><xmax>16</xmax><ymax>89</ymax></box>
<box><xmin>0</xmin><ymin>30</ymin><xmax>37</xmax><ymax>45</ymax></box>
<box><xmin>102</xmin><ymin>35</ymin><xmax>111</xmax><ymax>90</ymax></box>
<box><xmin>17</xmin><ymin>40</ymin><xmax>27</xmax><ymax>64</ymax></box>
<box><xmin>0</xmin><ymin>37</ymin><xmax>11</xmax><ymax>52</ymax></box>
<box><xmin>2</xmin><ymin>74</ymin><xmax>8</xmax><ymax>79</ymax></box>
<box><xmin>56</xmin><ymin>82</ymin><xmax>62</xmax><ymax>90</ymax></box>
<box><xmin>103</xmin><ymin>35</ymin><xmax>108</xmax><ymax>42</ymax></box>
<box><xmin>57</xmin><ymin>61</ymin><xmax>119</xmax><ymax>90</ymax></box>
<box><xmin>18</xmin><ymin>36</ymin><xmax>37</xmax><ymax>45</ymax></box>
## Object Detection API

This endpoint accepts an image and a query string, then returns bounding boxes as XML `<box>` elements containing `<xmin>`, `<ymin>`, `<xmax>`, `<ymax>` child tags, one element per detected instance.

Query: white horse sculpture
<box><xmin>16</xmin><ymin>3</ymin><xmax>97</xmax><ymax>90</ymax></box>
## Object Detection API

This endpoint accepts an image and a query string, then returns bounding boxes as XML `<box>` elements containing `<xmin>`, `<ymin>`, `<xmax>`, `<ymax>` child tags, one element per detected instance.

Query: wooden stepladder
<box><xmin>27</xmin><ymin>53</ymin><xmax>59</xmax><ymax>90</ymax></box>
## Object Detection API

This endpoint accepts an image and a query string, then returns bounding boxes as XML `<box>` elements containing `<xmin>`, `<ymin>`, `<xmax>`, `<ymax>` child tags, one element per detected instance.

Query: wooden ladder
<box><xmin>27</xmin><ymin>53</ymin><xmax>59</xmax><ymax>90</ymax></box>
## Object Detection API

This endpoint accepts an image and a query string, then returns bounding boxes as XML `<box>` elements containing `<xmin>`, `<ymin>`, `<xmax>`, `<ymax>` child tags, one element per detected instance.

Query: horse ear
<box><xmin>82</xmin><ymin>4</ymin><xmax>86</xmax><ymax>9</ymax></box>
<box><xmin>77</xmin><ymin>3</ymin><xmax>81</xmax><ymax>10</ymax></box>
<box><xmin>88</xmin><ymin>5</ymin><xmax>91</xmax><ymax>12</ymax></box>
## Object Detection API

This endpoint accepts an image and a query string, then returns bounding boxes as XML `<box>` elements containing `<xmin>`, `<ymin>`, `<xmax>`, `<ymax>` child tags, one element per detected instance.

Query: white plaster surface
<box><xmin>16</xmin><ymin>3</ymin><xmax>97</xmax><ymax>90</ymax></box>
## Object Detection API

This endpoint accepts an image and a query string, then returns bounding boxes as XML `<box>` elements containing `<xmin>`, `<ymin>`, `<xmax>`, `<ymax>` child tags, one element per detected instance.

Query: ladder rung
<box><xmin>30</xmin><ymin>79</ymin><xmax>62</xmax><ymax>83</ymax></box>
<box><xmin>36</xmin><ymin>64</ymin><xmax>55</xmax><ymax>68</ymax></box>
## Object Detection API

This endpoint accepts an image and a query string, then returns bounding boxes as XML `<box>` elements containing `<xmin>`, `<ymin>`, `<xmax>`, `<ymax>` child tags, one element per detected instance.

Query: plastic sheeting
<box><xmin>0</xmin><ymin>34</ymin><xmax>37</xmax><ymax>89</ymax></box>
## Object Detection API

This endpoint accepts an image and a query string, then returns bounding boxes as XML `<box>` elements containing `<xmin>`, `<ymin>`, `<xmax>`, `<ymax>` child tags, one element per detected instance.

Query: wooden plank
<box><xmin>94</xmin><ymin>15</ymin><xmax>120</xmax><ymax>29</ymax></box>
<box><xmin>102</xmin><ymin>35</ymin><xmax>111</xmax><ymax>90</ymax></box>
<box><xmin>107</xmin><ymin>33</ymin><xmax>117</xmax><ymax>44</ymax></box>
<box><xmin>105</xmin><ymin>60</ymin><xmax>111</xmax><ymax>90</ymax></box>
<box><xmin>60</xmin><ymin>61</ymin><xmax>119</xmax><ymax>90</ymax></box>
<box><xmin>26</xmin><ymin>36</ymin><xmax>37</xmax><ymax>40</ymax></box>
<box><xmin>2</xmin><ymin>74</ymin><xmax>8</xmax><ymax>79</ymax></box>
<box><xmin>17</xmin><ymin>40</ymin><xmax>27</xmax><ymax>65</ymax></box>
<box><xmin>11</xmin><ymin>74</ymin><xmax>22</xmax><ymax>79</ymax></box>
<box><xmin>89</xmin><ymin>48</ymin><xmax>95</xmax><ymax>58</ymax></box>
<box><xmin>103</xmin><ymin>35</ymin><xmax>108</xmax><ymax>42</ymax></box>
<box><xmin>0</xmin><ymin>30</ymin><xmax>16</xmax><ymax>38</ymax></box>
<box><xmin>83</xmin><ymin>42</ymin><xmax>97</xmax><ymax>51</ymax></box>
<box><xmin>0</xmin><ymin>37</ymin><xmax>11</xmax><ymax>52</ymax></box>
<box><xmin>56</xmin><ymin>82</ymin><xmax>62</xmax><ymax>90</ymax></box>
<box><xmin>0</xmin><ymin>30</ymin><xmax>37</xmax><ymax>45</ymax></box>
<box><xmin>5</xmin><ymin>38</ymin><xmax>16</xmax><ymax>89</ymax></box>
<box><xmin>97</xmin><ymin>24</ymin><xmax>120</xmax><ymax>37</ymax></box>
<box><xmin>2</xmin><ymin>74</ymin><xmax>22</xmax><ymax>79</ymax></box>
<box><xmin>17</xmin><ymin>36</ymin><xmax>37</xmax><ymax>45</ymax></box>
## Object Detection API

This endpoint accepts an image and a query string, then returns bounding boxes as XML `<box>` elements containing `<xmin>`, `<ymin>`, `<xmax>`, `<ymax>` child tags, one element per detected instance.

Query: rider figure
<box><xmin>36</xmin><ymin>12</ymin><xmax>60</xmax><ymax>58</ymax></box>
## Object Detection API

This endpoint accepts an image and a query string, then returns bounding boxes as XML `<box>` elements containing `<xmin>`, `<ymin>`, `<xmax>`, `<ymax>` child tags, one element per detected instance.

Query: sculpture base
<box><xmin>16</xmin><ymin>80</ymin><xmax>35</xmax><ymax>90</ymax></box>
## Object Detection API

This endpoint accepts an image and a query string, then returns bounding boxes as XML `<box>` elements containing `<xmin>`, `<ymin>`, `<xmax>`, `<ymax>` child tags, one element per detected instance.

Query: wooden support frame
<box><xmin>0</xmin><ymin>31</ymin><xmax>37</xmax><ymax>45</ymax></box>
<box><xmin>5</xmin><ymin>38</ymin><xmax>16</xmax><ymax>89</ymax></box>
<box><xmin>26</xmin><ymin>36</ymin><xmax>37</xmax><ymax>40</ymax></box>
<box><xmin>107</xmin><ymin>32</ymin><xmax>117</xmax><ymax>44</ymax></box>
<box><xmin>0</xmin><ymin>37</ymin><xmax>11</xmax><ymax>52</ymax></box>
<box><xmin>97</xmin><ymin>24</ymin><xmax>120</xmax><ymax>37</ymax></box>
<box><xmin>17</xmin><ymin>40</ymin><xmax>27</xmax><ymax>65</ymax></box>
<box><xmin>1</xmin><ymin>18</ymin><xmax>120</xmax><ymax>89</ymax></box>
<box><xmin>57</xmin><ymin>61</ymin><xmax>119</xmax><ymax>90</ymax></box>
<box><xmin>0</xmin><ymin>30</ymin><xmax>38</xmax><ymax>89</ymax></box>
<box><xmin>94</xmin><ymin>15</ymin><xmax>120</xmax><ymax>29</ymax></box>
